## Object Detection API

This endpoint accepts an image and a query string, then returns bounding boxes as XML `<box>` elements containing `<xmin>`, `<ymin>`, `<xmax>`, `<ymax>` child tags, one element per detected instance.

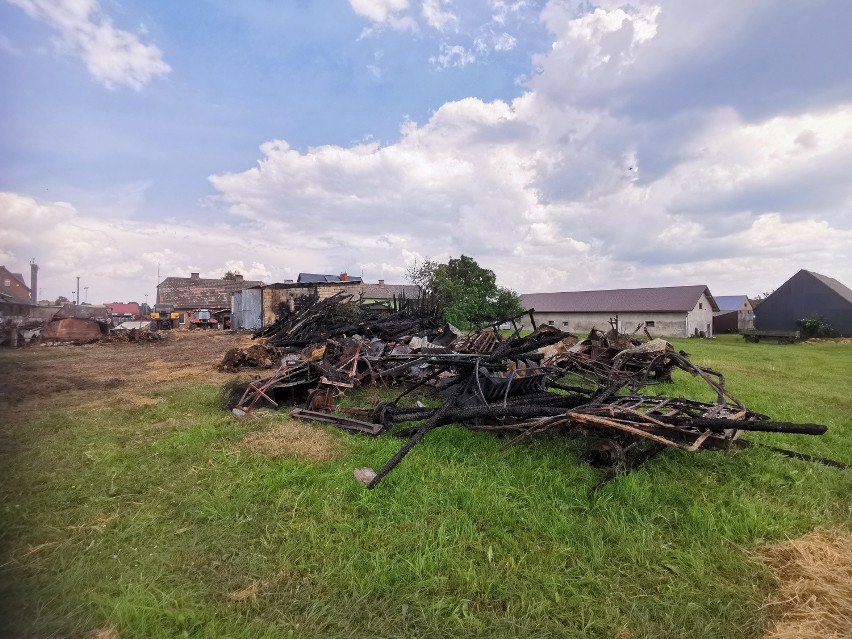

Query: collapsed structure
<box><xmin>220</xmin><ymin>294</ymin><xmax>837</xmax><ymax>490</ymax></box>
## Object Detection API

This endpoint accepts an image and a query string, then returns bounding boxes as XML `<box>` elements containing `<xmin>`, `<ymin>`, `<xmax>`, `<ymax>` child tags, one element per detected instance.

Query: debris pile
<box><xmin>218</xmin><ymin>344</ymin><xmax>276</xmax><ymax>372</ymax></box>
<box><xmin>100</xmin><ymin>328</ymin><xmax>167</xmax><ymax>344</ymax></box>
<box><xmin>543</xmin><ymin>320</ymin><xmax>686</xmax><ymax>388</ymax></box>
<box><xmin>220</xmin><ymin>296</ymin><xmax>836</xmax><ymax>489</ymax></box>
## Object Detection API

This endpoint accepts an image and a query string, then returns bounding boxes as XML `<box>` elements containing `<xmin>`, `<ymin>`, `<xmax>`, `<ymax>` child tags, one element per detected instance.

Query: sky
<box><xmin>1</xmin><ymin>0</ymin><xmax>851</xmax><ymax>305</ymax></box>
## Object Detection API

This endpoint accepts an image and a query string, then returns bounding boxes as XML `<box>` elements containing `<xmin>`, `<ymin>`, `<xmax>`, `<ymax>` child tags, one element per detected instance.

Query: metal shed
<box><xmin>231</xmin><ymin>287</ymin><xmax>263</xmax><ymax>330</ymax></box>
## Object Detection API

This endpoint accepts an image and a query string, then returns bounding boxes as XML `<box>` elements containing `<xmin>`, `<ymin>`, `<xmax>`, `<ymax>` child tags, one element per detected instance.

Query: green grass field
<box><xmin>2</xmin><ymin>336</ymin><xmax>850</xmax><ymax>638</ymax></box>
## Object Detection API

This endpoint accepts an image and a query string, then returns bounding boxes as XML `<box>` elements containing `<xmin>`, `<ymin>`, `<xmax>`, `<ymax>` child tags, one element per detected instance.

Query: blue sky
<box><xmin>1</xmin><ymin>0</ymin><xmax>851</xmax><ymax>304</ymax></box>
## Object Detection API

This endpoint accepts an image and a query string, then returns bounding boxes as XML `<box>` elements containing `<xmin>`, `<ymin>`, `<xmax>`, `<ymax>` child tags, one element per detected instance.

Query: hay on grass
<box><xmin>757</xmin><ymin>529</ymin><xmax>852</xmax><ymax>639</ymax></box>
<box><xmin>236</xmin><ymin>419</ymin><xmax>343</xmax><ymax>462</ymax></box>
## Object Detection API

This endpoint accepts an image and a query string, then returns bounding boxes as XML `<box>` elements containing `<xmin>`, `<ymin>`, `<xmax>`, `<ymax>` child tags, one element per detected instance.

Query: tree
<box><xmin>407</xmin><ymin>255</ymin><xmax>524</xmax><ymax>330</ymax></box>
<box><xmin>752</xmin><ymin>289</ymin><xmax>775</xmax><ymax>301</ymax></box>
<box><xmin>222</xmin><ymin>270</ymin><xmax>242</xmax><ymax>280</ymax></box>
<box><xmin>54</xmin><ymin>295</ymin><xmax>70</xmax><ymax>305</ymax></box>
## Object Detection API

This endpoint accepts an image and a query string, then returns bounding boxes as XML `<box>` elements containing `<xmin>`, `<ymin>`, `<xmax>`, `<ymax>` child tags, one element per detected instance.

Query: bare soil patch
<box><xmin>757</xmin><ymin>529</ymin><xmax>852</xmax><ymax>639</ymax></box>
<box><xmin>236</xmin><ymin>420</ymin><xmax>343</xmax><ymax>462</ymax></box>
<box><xmin>0</xmin><ymin>330</ymin><xmax>255</xmax><ymax>424</ymax></box>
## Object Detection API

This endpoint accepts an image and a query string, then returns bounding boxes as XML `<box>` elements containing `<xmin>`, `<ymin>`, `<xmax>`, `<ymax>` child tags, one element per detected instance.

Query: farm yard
<box><xmin>1</xmin><ymin>332</ymin><xmax>850</xmax><ymax>638</ymax></box>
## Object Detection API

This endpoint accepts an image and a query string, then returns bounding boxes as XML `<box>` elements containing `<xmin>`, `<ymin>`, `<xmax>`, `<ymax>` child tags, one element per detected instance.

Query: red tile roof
<box><xmin>521</xmin><ymin>285</ymin><xmax>718</xmax><ymax>313</ymax></box>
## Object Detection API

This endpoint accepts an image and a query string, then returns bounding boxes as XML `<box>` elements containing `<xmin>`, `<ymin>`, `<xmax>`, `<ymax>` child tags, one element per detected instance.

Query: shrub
<box><xmin>797</xmin><ymin>315</ymin><xmax>837</xmax><ymax>338</ymax></box>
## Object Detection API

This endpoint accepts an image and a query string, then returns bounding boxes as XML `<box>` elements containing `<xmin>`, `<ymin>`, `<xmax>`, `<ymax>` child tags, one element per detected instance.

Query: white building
<box><xmin>521</xmin><ymin>285</ymin><xmax>719</xmax><ymax>338</ymax></box>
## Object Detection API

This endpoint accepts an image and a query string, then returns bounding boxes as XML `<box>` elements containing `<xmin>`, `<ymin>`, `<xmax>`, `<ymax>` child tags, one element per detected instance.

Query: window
<box><xmin>645</xmin><ymin>320</ymin><xmax>655</xmax><ymax>328</ymax></box>
<box><xmin>179</xmin><ymin>313</ymin><xmax>186</xmax><ymax>325</ymax></box>
<box><xmin>562</xmin><ymin>321</ymin><xmax>570</xmax><ymax>327</ymax></box>
<box><xmin>2</xmin><ymin>279</ymin><xmax>9</xmax><ymax>287</ymax></box>
<box><xmin>698</xmin><ymin>302</ymin><xmax>703</xmax><ymax>309</ymax></box>
<box><xmin>548</xmin><ymin>320</ymin><xmax>555</xmax><ymax>326</ymax></box>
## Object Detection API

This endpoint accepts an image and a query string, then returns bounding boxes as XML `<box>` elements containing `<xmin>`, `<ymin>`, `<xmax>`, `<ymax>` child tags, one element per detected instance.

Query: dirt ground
<box><xmin>0</xmin><ymin>329</ymin><xmax>254</xmax><ymax>422</ymax></box>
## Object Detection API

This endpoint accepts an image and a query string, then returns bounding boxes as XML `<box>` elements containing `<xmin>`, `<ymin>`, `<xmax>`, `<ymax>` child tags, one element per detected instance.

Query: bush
<box><xmin>797</xmin><ymin>315</ymin><xmax>837</xmax><ymax>338</ymax></box>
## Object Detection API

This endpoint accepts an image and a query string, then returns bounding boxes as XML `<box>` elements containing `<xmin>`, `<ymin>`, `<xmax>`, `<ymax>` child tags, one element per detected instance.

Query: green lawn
<box><xmin>1</xmin><ymin>336</ymin><xmax>850</xmax><ymax>638</ymax></box>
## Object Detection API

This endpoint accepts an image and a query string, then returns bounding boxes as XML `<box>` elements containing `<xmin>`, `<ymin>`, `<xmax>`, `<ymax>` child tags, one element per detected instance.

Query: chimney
<box><xmin>340</xmin><ymin>272</ymin><xmax>348</xmax><ymax>282</ymax></box>
<box><xmin>234</xmin><ymin>274</ymin><xmax>244</xmax><ymax>282</ymax></box>
<box><xmin>378</xmin><ymin>279</ymin><xmax>385</xmax><ymax>287</ymax></box>
<box><xmin>190</xmin><ymin>272</ymin><xmax>200</xmax><ymax>280</ymax></box>
<box><xmin>30</xmin><ymin>260</ymin><xmax>38</xmax><ymax>302</ymax></box>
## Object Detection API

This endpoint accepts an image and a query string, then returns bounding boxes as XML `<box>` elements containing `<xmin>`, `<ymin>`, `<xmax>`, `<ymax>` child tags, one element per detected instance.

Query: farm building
<box><xmin>712</xmin><ymin>295</ymin><xmax>755</xmax><ymax>334</ymax></box>
<box><xmin>753</xmin><ymin>270</ymin><xmax>852</xmax><ymax>336</ymax></box>
<box><xmin>358</xmin><ymin>281</ymin><xmax>420</xmax><ymax>308</ymax></box>
<box><xmin>231</xmin><ymin>280</ymin><xmax>362</xmax><ymax>330</ymax></box>
<box><xmin>231</xmin><ymin>280</ymin><xmax>420</xmax><ymax>329</ymax></box>
<box><xmin>521</xmin><ymin>285</ymin><xmax>718</xmax><ymax>337</ymax></box>
<box><xmin>156</xmin><ymin>273</ymin><xmax>262</xmax><ymax>327</ymax></box>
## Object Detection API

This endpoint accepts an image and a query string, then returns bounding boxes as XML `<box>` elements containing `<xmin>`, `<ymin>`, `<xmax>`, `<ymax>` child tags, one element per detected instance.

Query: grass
<box><xmin>1</xmin><ymin>335</ymin><xmax>851</xmax><ymax>638</ymax></box>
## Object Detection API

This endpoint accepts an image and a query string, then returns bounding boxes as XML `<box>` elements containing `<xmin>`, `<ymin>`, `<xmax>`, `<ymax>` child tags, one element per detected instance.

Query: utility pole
<box><xmin>84</xmin><ymin>286</ymin><xmax>89</xmax><ymax>303</ymax></box>
<box><xmin>76</xmin><ymin>276</ymin><xmax>80</xmax><ymax>305</ymax></box>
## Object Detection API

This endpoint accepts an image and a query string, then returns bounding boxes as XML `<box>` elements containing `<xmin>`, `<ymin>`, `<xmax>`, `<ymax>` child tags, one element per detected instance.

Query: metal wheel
<box><xmin>584</xmin><ymin>438</ymin><xmax>627</xmax><ymax>470</ymax></box>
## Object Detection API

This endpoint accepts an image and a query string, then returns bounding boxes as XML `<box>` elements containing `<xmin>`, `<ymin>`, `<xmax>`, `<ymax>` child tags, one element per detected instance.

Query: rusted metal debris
<box><xmin>221</xmin><ymin>295</ymin><xmax>836</xmax><ymax>489</ymax></box>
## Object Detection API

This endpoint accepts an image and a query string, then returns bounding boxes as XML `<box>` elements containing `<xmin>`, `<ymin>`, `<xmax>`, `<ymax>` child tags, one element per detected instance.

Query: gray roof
<box><xmin>806</xmin><ymin>270</ymin><xmax>852</xmax><ymax>305</ymax></box>
<box><xmin>521</xmin><ymin>285</ymin><xmax>718</xmax><ymax>313</ymax></box>
<box><xmin>54</xmin><ymin>303</ymin><xmax>111</xmax><ymax>320</ymax></box>
<box><xmin>0</xmin><ymin>290</ymin><xmax>34</xmax><ymax>306</ymax></box>
<box><xmin>359</xmin><ymin>283</ymin><xmax>421</xmax><ymax>300</ymax></box>
<box><xmin>297</xmin><ymin>273</ymin><xmax>363</xmax><ymax>283</ymax></box>
<box><xmin>158</xmin><ymin>276</ymin><xmax>263</xmax><ymax>308</ymax></box>
<box><xmin>714</xmin><ymin>295</ymin><xmax>749</xmax><ymax>312</ymax></box>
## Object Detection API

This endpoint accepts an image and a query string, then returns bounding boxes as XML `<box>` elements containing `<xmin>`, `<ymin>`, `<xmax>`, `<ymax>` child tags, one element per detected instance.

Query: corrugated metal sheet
<box><xmin>232</xmin><ymin>288</ymin><xmax>263</xmax><ymax>330</ymax></box>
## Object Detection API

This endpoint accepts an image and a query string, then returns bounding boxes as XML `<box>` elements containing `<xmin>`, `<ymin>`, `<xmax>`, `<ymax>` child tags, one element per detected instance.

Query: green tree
<box><xmin>222</xmin><ymin>270</ymin><xmax>242</xmax><ymax>280</ymax></box>
<box><xmin>407</xmin><ymin>255</ymin><xmax>524</xmax><ymax>330</ymax></box>
<box><xmin>54</xmin><ymin>295</ymin><xmax>70</xmax><ymax>305</ymax></box>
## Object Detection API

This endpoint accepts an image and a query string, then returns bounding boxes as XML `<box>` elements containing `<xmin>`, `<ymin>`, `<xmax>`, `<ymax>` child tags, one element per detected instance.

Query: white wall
<box><xmin>525</xmin><ymin>310</ymin><xmax>689</xmax><ymax>337</ymax></box>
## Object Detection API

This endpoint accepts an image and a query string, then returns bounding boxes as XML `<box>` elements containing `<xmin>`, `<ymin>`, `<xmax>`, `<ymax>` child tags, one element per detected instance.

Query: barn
<box><xmin>521</xmin><ymin>285</ymin><xmax>719</xmax><ymax>338</ymax></box>
<box><xmin>753</xmin><ymin>270</ymin><xmax>852</xmax><ymax>336</ymax></box>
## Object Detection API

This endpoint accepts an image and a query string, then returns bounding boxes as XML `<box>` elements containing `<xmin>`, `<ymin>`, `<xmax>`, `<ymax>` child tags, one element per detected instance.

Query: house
<box><xmin>105</xmin><ymin>302</ymin><xmax>141</xmax><ymax>323</ymax></box>
<box><xmin>297</xmin><ymin>272</ymin><xmax>363</xmax><ymax>284</ymax></box>
<box><xmin>520</xmin><ymin>285</ymin><xmax>719</xmax><ymax>337</ymax></box>
<box><xmin>712</xmin><ymin>295</ymin><xmax>755</xmax><ymax>334</ymax></box>
<box><xmin>1</xmin><ymin>265</ymin><xmax>32</xmax><ymax>301</ymax></box>
<box><xmin>231</xmin><ymin>280</ymin><xmax>362</xmax><ymax>329</ymax></box>
<box><xmin>156</xmin><ymin>273</ymin><xmax>263</xmax><ymax>327</ymax></box>
<box><xmin>753</xmin><ymin>270</ymin><xmax>852</xmax><ymax>336</ymax></box>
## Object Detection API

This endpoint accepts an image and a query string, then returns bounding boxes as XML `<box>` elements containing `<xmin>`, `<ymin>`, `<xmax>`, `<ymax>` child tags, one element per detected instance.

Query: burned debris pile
<box><xmin>220</xmin><ymin>295</ymin><xmax>836</xmax><ymax>489</ymax></box>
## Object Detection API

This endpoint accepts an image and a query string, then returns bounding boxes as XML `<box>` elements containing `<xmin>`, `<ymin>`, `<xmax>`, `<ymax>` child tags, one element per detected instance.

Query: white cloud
<box><xmin>7</xmin><ymin>0</ymin><xmax>170</xmax><ymax>89</ymax></box>
<box><xmin>422</xmin><ymin>0</ymin><xmax>458</xmax><ymax>31</ymax></box>
<box><xmin>350</xmin><ymin>0</ymin><xmax>419</xmax><ymax>33</ymax></box>
<box><xmin>0</xmin><ymin>192</ymin><xmax>313</xmax><ymax>303</ymax></box>
<box><xmin>206</xmin><ymin>82</ymin><xmax>852</xmax><ymax>297</ymax></box>
<box><xmin>429</xmin><ymin>43</ymin><xmax>476</xmax><ymax>69</ymax></box>
<box><xmin>350</xmin><ymin>0</ymin><xmax>409</xmax><ymax>23</ymax></box>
